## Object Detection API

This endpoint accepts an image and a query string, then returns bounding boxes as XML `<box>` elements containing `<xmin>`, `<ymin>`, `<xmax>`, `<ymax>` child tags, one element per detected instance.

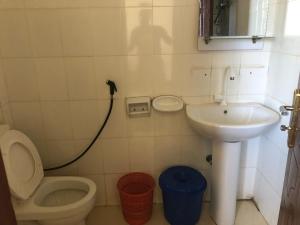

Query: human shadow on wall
<box><xmin>128</xmin><ymin>9</ymin><xmax>172</xmax><ymax>54</ymax></box>
<box><xmin>126</xmin><ymin>9</ymin><xmax>173</xmax><ymax>96</ymax></box>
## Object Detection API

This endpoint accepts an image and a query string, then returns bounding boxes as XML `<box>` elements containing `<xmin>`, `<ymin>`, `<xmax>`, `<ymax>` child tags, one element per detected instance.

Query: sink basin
<box><xmin>185</xmin><ymin>102</ymin><xmax>280</xmax><ymax>225</ymax></box>
<box><xmin>186</xmin><ymin>103</ymin><xmax>280</xmax><ymax>142</ymax></box>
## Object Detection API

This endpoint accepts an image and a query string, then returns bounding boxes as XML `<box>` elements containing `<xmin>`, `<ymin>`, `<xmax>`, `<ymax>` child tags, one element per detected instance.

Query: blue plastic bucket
<box><xmin>159</xmin><ymin>166</ymin><xmax>207</xmax><ymax>225</ymax></box>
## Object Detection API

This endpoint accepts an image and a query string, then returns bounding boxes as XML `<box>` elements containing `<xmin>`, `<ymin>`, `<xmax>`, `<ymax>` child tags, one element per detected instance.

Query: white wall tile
<box><xmin>56</xmin><ymin>0</ymin><xmax>88</xmax><ymax>8</ymax></box>
<box><xmin>43</xmin><ymin>140</ymin><xmax>76</xmax><ymax>168</ymax></box>
<box><xmin>124</xmin><ymin>56</ymin><xmax>154</xmax><ymax>97</ymax></box>
<box><xmin>182</xmin><ymin>68</ymin><xmax>211</xmax><ymax>96</ymax></box>
<box><xmin>11</xmin><ymin>102</ymin><xmax>45</xmax><ymax>140</ymax></box>
<box><xmin>105</xmin><ymin>173</ymin><xmax>124</xmax><ymax>205</ymax></box>
<box><xmin>129</xmin><ymin>137</ymin><xmax>154</xmax><ymax>174</ymax></box>
<box><xmin>76</xmin><ymin>140</ymin><xmax>104</xmax><ymax>175</ymax></box>
<box><xmin>267</xmin><ymin>53</ymin><xmax>300</xmax><ymax>104</ymax></box>
<box><xmin>1</xmin><ymin>103</ymin><xmax>14</xmax><ymax>126</ymax></box>
<box><xmin>181</xmin><ymin>6</ymin><xmax>199</xmax><ymax>53</ymax></box>
<box><xmin>240</xmin><ymin>138</ymin><xmax>260</xmax><ymax>168</ymax></box>
<box><xmin>212</xmin><ymin>52</ymin><xmax>241</xmax><ymax>68</ymax></box>
<box><xmin>180</xmin><ymin>136</ymin><xmax>211</xmax><ymax>171</ymax></box>
<box><xmin>127</xmin><ymin>116</ymin><xmax>154</xmax><ymax>137</ymax></box>
<box><xmin>0</xmin><ymin>107</ymin><xmax>6</xmax><ymax>124</ymax></box>
<box><xmin>254</xmin><ymin>171</ymin><xmax>282</xmax><ymax>225</ymax></box>
<box><xmin>125</xmin><ymin>7</ymin><xmax>153</xmax><ymax>55</ymax></box>
<box><xmin>35</xmin><ymin>58</ymin><xmax>69</xmax><ymax>101</ymax></box>
<box><xmin>0</xmin><ymin>10</ymin><xmax>32</xmax><ymax>57</ymax></box>
<box><xmin>90</xmin><ymin>8</ymin><xmax>125</xmax><ymax>56</ymax></box>
<box><xmin>239</xmin><ymin>68</ymin><xmax>268</xmax><ymax>95</ymax></box>
<box><xmin>152</xmin><ymin>7</ymin><xmax>174</xmax><ymax>54</ymax></box>
<box><xmin>41</xmin><ymin>101</ymin><xmax>73</xmax><ymax>140</ymax></box>
<box><xmin>64</xmin><ymin>57</ymin><xmax>97</xmax><ymax>100</ymax></box>
<box><xmin>238</xmin><ymin>168</ymin><xmax>256</xmax><ymax>199</ymax></box>
<box><xmin>152</xmin><ymin>55</ymin><xmax>184</xmax><ymax>96</ymax></box>
<box><xmin>24</xmin><ymin>0</ymin><xmax>57</xmax><ymax>8</ymax></box>
<box><xmin>60</xmin><ymin>9</ymin><xmax>93</xmax><ymax>56</ymax></box>
<box><xmin>0</xmin><ymin>63</ymin><xmax>8</xmax><ymax>104</ymax></box>
<box><xmin>153</xmin><ymin>174</ymin><xmax>163</xmax><ymax>203</ymax></box>
<box><xmin>264</xmin><ymin>96</ymin><xmax>289</xmax><ymax>154</ymax></box>
<box><xmin>153</xmin><ymin>0</ymin><xmax>198</xmax><ymax>6</ymax></box>
<box><xmin>196</xmin><ymin>169</ymin><xmax>211</xmax><ymax>201</ymax></box>
<box><xmin>102</xmin><ymin>138</ymin><xmax>129</xmax><ymax>174</ymax></box>
<box><xmin>2</xmin><ymin>59</ymin><xmax>39</xmax><ymax>101</ymax></box>
<box><xmin>184</xmin><ymin>54</ymin><xmax>213</xmax><ymax>71</ymax></box>
<box><xmin>153</xmin><ymin>136</ymin><xmax>182</xmax><ymax>173</ymax></box>
<box><xmin>153</xmin><ymin>111</ymin><xmax>183</xmax><ymax>136</ymax></box>
<box><xmin>0</xmin><ymin>0</ymin><xmax>24</xmax><ymax>8</ymax></box>
<box><xmin>70</xmin><ymin>100</ymin><xmax>101</xmax><ymax>139</ymax></box>
<box><xmin>240</xmin><ymin>51</ymin><xmax>270</xmax><ymax>67</ymax></box>
<box><xmin>257</xmin><ymin>136</ymin><xmax>287</xmax><ymax>195</ymax></box>
<box><xmin>153</xmin><ymin>6</ymin><xmax>198</xmax><ymax>54</ymax></box>
<box><xmin>89</xmin><ymin>0</ymin><xmax>152</xmax><ymax>7</ymax></box>
<box><xmin>182</xmin><ymin>96</ymin><xmax>211</xmax><ymax>105</ymax></box>
<box><xmin>27</xmin><ymin>9</ymin><xmax>63</xmax><ymax>57</ymax></box>
<box><xmin>124</xmin><ymin>0</ymin><xmax>152</xmax><ymax>7</ymax></box>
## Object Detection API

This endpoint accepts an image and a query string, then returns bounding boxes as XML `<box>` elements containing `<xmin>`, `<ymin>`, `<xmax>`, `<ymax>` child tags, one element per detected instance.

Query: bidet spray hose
<box><xmin>44</xmin><ymin>80</ymin><xmax>117</xmax><ymax>171</ymax></box>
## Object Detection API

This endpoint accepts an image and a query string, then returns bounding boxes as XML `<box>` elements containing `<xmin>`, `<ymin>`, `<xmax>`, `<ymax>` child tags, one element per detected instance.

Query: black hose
<box><xmin>44</xmin><ymin>80</ymin><xmax>117</xmax><ymax>171</ymax></box>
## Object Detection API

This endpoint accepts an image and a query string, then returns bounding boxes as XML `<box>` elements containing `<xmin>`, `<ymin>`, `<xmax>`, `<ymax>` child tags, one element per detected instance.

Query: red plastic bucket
<box><xmin>117</xmin><ymin>173</ymin><xmax>155</xmax><ymax>225</ymax></box>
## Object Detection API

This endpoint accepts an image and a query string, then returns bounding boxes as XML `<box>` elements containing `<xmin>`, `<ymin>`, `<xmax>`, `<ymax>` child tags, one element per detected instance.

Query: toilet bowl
<box><xmin>0</xmin><ymin>125</ymin><xmax>96</xmax><ymax>225</ymax></box>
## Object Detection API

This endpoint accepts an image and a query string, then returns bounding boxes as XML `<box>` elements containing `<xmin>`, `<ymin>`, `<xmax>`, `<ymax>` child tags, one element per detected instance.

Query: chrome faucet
<box><xmin>220</xmin><ymin>66</ymin><xmax>235</xmax><ymax>106</ymax></box>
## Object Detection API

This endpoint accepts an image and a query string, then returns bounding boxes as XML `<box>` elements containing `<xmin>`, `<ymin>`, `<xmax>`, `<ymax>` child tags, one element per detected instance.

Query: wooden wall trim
<box><xmin>0</xmin><ymin>153</ymin><xmax>17</xmax><ymax>225</ymax></box>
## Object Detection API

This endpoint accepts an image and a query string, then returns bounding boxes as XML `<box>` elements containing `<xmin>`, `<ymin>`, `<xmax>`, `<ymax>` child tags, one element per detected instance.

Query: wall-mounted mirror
<box><xmin>200</xmin><ymin>0</ymin><xmax>271</xmax><ymax>47</ymax></box>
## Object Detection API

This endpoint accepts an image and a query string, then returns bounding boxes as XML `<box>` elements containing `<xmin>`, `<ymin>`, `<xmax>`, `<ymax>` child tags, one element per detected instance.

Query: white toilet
<box><xmin>0</xmin><ymin>125</ymin><xmax>96</xmax><ymax>225</ymax></box>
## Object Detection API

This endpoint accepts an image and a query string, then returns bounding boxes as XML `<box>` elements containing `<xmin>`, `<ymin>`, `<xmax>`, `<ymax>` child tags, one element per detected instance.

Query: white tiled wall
<box><xmin>254</xmin><ymin>0</ymin><xmax>300</xmax><ymax>225</ymax></box>
<box><xmin>0</xmin><ymin>0</ymin><xmax>273</xmax><ymax>209</ymax></box>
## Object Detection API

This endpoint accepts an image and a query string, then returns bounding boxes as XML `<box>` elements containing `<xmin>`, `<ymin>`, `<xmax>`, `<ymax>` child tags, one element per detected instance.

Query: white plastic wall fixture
<box><xmin>126</xmin><ymin>96</ymin><xmax>151</xmax><ymax>117</ymax></box>
<box><xmin>152</xmin><ymin>95</ymin><xmax>184</xmax><ymax>112</ymax></box>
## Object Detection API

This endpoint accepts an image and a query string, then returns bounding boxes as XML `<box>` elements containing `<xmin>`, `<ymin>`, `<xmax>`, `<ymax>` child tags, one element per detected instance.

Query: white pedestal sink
<box><xmin>186</xmin><ymin>103</ymin><xmax>280</xmax><ymax>225</ymax></box>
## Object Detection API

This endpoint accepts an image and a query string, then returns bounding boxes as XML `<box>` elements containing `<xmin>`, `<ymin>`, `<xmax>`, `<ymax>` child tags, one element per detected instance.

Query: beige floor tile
<box><xmin>87</xmin><ymin>201</ymin><xmax>268</xmax><ymax>225</ymax></box>
<box><xmin>235</xmin><ymin>201</ymin><xmax>268</xmax><ymax>225</ymax></box>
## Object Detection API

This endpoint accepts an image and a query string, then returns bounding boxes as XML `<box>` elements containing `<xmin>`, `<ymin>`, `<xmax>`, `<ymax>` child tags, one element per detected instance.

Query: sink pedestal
<box><xmin>210</xmin><ymin>141</ymin><xmax>241</xmax><ymax>225</ymax></box>
<box><xmin>186</xmin><ymin>103</ymin><xmax>280</xmax><ymax>224</ymax></box>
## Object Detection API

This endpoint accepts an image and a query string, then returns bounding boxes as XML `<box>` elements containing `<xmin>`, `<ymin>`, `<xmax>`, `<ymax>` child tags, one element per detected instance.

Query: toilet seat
<box><xmin>0</xmin><ymin>126</ymin><xmax>97</xmax><ymax>225</ymax></box>
<box><xmin>0</xmin><ymin>130</ymin><xmax>44</xmax><ymax>200</ymax></box>
<box><xmin>13</xmin><ymin>176</ymin><xmax>96</xmax><ymax>221</ymax></box>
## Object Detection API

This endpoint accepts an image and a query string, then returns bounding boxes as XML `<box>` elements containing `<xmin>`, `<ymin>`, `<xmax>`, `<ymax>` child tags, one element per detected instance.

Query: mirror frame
<box><xmin>199</xmin><ymin>0</ymin><xmax>271</xmax><ymax>46</ymax></box>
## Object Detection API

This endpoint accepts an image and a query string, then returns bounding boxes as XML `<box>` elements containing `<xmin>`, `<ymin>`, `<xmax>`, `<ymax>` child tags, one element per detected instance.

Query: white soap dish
<box><xmin>152</xmin><ymin>95</ymin><xmax>184</xmax><ymax>112</ymax></box>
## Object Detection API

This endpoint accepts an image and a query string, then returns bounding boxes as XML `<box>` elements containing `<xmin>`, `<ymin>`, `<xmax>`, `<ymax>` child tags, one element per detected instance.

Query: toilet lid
<box><xmin>0</xmin><ymin>130</ymin><xmax>44</xmax><ymax>200</ymax></box>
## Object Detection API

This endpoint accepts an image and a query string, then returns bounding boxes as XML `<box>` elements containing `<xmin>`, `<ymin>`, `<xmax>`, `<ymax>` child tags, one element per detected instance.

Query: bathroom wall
<box><xmin>0</xmin><ymin>0</ymin><xmax>272</xmax><ymax>207</ymax></box>
<box><xmin>254</xmin><ymin>0</ymin><xmax>300</xmax><ymax>225</ymax></box>
<box><xmin>0</xmin><ymin>64</ymin><xmax>12</xmax><ymax>126</ymax></box>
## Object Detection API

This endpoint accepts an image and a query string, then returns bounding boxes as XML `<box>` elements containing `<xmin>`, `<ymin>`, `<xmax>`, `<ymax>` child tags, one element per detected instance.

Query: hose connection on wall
<box><xmin>44</xmin><ymin>80</ymin><xmax>117</xmax><ymax>171</ymax></box>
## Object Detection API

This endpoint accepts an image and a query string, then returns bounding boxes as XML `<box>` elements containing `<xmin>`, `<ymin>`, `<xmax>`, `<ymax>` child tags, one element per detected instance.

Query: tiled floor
<box><xmin>87</xmin><ymin>201</ymin><xmax>268</xmax><ymax>225</ymax></box>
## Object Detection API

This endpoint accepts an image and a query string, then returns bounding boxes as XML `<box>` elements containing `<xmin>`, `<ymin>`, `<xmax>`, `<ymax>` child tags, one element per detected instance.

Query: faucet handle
<box><xmin>279</xmin><ymin>106</ymin><xmax>291</xmax><ymax>116</ymax></box>
<box><xmin>280</xmin><ymin>125</ymin><xmax>291</xmax><ymax>131</ymax></box>
<box><xmin>281</xmin><ymin>105</ymin><xmax>295</xmax><ymax>111</ymax></box>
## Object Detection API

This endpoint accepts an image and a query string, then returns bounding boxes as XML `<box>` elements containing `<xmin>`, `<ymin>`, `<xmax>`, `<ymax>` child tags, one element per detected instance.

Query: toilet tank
<box><xmin>0</xmin><ymin>124</ymin><xmax>10</xmax><ymax>137</ymax></box>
